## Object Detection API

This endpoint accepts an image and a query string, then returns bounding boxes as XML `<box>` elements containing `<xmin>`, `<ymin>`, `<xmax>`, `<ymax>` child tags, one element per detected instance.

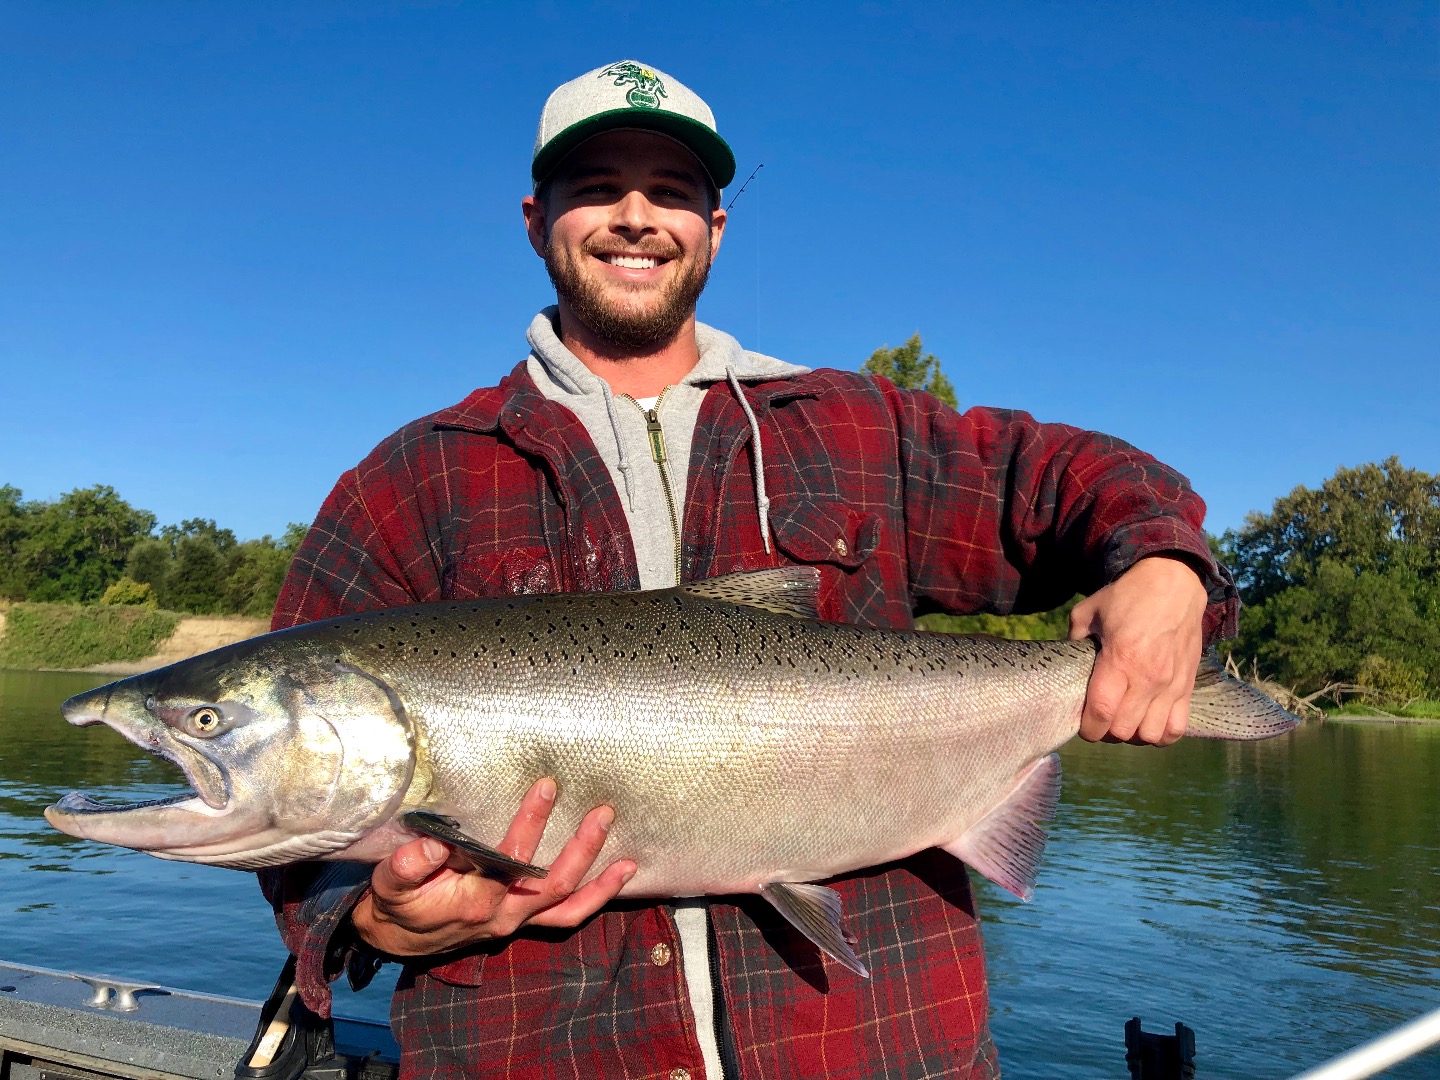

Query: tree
<box><xmin>126</xmin><ymin>538</ymin><xmax>173</xmax><ymax>599</ymax></box>
<box><xmin>221</xmin><ymin>524</ymin><xmax>307</xmax><ymax>618</ymax></box>
<box><xmin>862</xmin><ymin>333</ymin><xmax>958</xmax><ymax>408</ymax></box>
<box><xmin>17</xmin><ymin>486</ymin><xmax>157</xmax><ymax>603</ymax></box>
<box><xmin>1219</xmin><ymin>459</ymin><xmax>1440</xmax><ymax>704</ymax></box>
<box><xmin>1224</xmin><ymin>457</ymin><xmax>1440</xmax><ymax>606</ymax></box>
<box><xmin>0</xmin><ymin>485</ymin><xmax>36</xmax><ymax>600</ymax></box>
<box><xmin>167</xmin><ymin>534</ymin><xmax>227</xmax><ymax>613</ymax></box>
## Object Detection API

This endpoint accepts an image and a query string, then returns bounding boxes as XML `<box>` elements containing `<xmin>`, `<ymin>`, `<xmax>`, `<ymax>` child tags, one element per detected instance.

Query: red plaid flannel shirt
<box><xmin>264</xmin><ymin>363</ymin><xmax>1236</xmax><ymax>1080</ymax></box>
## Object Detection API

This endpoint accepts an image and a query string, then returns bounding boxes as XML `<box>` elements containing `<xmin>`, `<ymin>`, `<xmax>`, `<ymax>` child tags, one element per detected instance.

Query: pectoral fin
<box><xmin>760</xmin><ymin>881</ymin><xmax>869</xmax><ymax>978</ymax></box>
<box><xmin>400</xmin><ymin>810</ymin><xmax>548</xmax><ymax>883</ymax></box>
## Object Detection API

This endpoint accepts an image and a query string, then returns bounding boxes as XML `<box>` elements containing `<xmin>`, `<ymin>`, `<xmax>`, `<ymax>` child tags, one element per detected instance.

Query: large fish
<box><xmin>46</xmin><ymin>568</ymin><xmax>1296</xmax><ymax>975</ymax></box>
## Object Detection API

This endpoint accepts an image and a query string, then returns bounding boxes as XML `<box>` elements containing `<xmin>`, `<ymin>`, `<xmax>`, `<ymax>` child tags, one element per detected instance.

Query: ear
<box><xmin>708</xmin><ymin>205</ymin><xmax>727</xmax><ymax>264</ymax></box>
<box><xmin>522</xmin><ymin>194</ymin><xmax>547</xmax><ymax>258</ymax></box>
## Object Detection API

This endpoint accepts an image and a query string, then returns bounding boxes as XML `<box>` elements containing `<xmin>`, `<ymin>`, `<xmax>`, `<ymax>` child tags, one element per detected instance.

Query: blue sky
<box><xmin>2</xmin><ymin>1</ymin><xmax>1435</xmax><ymax>542</ymax></box>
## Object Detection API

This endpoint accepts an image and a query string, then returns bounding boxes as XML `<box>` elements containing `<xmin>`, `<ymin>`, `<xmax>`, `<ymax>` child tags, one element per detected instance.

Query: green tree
<box><xmin>221</xmin><ymin>524</ymin><xmax>307</xmax><ymax>618</ymax></box>
<box><xmin>1224</xmin><ymin>457</ymin><xmax>1440</xmax><ymax>605</ymax></box>
<box><xmin>167</xmin><ymin>535</ymin><xmax>227</xmax><ymax>614</ymax></box>
<box><xmin>862</xmin><ymin>333</ymin><xmax>958</xmax><ymax>408</ymax></box>
<box><xmin>1220</xmin><ymin>459</ymin><xmax>1440</xmax><ymax>704</ymax></box>
<box><xmin>17</xmin><ymin>486</ymin><xmax>157</xmax><ymax>603</ymax></box>
<box><xmin>0</xmin><ymin>485</ymin><xmax>37</xmax><ymax>600</ymax></box>
<box><xmin>126</xmin><ymin>538</ymin><xmax>174</xmax><ymax>599</ymax></box>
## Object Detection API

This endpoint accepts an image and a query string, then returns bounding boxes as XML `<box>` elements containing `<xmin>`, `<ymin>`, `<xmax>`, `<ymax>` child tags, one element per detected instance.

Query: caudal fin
<box><xmin>1186</xmin><ymin>655</ymin><xmax>1301</xmax><ymax>740</ymax></box>
<box><xmin>944</xmin><ymin>753</ymin><xmax>1061</xmax><ymax>902</ymax></box>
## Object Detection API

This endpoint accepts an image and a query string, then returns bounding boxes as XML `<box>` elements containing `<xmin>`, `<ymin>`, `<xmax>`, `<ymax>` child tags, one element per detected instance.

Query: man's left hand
<box><xmin>1068</xmin><ymin>555</ymin><xmax>1210</xmax><ymax>746</ymax></box>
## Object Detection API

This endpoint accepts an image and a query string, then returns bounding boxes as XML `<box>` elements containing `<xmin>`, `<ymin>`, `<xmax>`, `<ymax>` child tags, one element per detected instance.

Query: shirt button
<box><xmin>834</xmin><ymin>537</ymin><xmax>849</xmax><ymax>557</ymax></box>
<box><xmin>668</xmin><ymin>1070</ymin><xmax>691</xmax><ymax>1080</ymax></box>
<box><xmin>650</xmin><ymin>942</ymin><xmax>673</xmax><ymax>966</ymax></box>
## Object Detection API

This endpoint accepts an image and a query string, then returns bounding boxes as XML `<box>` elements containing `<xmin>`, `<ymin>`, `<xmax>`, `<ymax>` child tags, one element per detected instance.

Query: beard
<box><xmin>544</xmin><ymin>234</ymin><xmax>712</xmax><ymax>353</ymax></box>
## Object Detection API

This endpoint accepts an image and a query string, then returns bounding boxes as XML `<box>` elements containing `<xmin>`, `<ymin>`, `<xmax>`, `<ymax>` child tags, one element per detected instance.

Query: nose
<box><xmin>610</xmin><ymin>188</ymin><xmax>657</xmax><ymax>238</ymax></box>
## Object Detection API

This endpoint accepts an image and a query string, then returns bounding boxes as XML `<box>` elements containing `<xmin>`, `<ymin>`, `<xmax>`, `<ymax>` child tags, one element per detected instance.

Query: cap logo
<box><xmin>599</xmin><ymin>62</ymin><xmax>668</xmax><ymax>110</ymax></box>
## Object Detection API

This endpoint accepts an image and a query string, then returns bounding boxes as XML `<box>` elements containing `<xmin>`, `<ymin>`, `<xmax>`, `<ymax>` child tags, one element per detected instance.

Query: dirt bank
<box><xmin>74</xmin><ymin>614</ymin><xmax>269</xmax><ymax>675</ymax></box>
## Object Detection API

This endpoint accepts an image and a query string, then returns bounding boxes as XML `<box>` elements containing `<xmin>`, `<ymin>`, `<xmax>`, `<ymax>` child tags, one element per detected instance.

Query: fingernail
<box><xmin>621</xmin><ymin>869</ymin><xmax>636</xmax><ymax>885</ymax></box>
<box><xmin>539</xmin><ymin>778</ymin><xmax>556</xmax><ymax>802</ymax></box>
<box><xmin>597</xmin><ymin>807</ymin><xmax>614</xmax><ymax>832</ymax></box>
<box><xmin>422</xmin><ymin>838</ymin><xmax>446</xmax><ymax>862</ymax></box>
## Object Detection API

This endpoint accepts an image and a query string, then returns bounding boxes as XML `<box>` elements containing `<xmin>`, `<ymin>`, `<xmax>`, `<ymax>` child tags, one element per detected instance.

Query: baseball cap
<box><xmin>532</xmin><ymin>61</ymin><xmax>736</xmax><ymax>191</ymax></box>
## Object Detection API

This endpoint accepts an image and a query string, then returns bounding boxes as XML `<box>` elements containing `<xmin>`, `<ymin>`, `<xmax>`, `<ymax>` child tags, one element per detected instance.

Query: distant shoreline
<box><xmin>0</xmin><ymin>609</ymin><xmax>267</xmax><ymax>676</ymax></box>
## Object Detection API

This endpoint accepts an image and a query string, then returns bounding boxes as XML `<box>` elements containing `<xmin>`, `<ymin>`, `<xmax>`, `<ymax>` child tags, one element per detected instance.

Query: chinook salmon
<box><xmin>46</xmin><ymin>568</ymin><xmax>1296</xmax><ymax>976</ymax></box>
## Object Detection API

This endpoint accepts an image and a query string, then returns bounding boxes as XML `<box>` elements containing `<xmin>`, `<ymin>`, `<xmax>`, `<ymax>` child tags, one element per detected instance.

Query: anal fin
<box><xmin>760</xmin><ymin>881</ymin><xmax>869</xmax><ymax>978</ymax></box>
<box><xmin>945</xmin><ymin>753</ymin><xmax>1061</xmax><ymax>902</ymax></box>
<box><xmin>400</xmin><ymin>810</ymin><xmax>548</xmax><ymax>883</ymax></box>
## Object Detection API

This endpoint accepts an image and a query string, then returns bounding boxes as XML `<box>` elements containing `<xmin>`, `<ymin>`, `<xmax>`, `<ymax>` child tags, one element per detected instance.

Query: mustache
<box><xmin>582</xmin><ymin>239</ymin><xmax>683</xmax><ymax>261</ymax></box>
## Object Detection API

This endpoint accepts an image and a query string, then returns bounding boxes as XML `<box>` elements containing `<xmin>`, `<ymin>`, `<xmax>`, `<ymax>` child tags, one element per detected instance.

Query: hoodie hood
<box><xmin>525</xmin><ymin>307</ymin><xmax>809</xmax><ymax>398</ymax></box>
<box><xmin>523</xmin><ymin>308</ymin><xmax>808</xmax><ymax>585</ymax></box>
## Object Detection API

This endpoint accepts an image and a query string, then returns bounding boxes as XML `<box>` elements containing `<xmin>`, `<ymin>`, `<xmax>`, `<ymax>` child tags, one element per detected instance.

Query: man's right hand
<box><xmin>351</xmin><ymin>778</ymin><xmax>636</xmax><ymax>957</ymax></box>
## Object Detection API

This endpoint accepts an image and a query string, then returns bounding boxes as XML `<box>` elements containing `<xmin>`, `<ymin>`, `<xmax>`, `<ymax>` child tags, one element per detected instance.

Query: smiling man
<box><xmin>264</xmin><ymin>61</ymin><xmax>1237</xmax><ymax>1078</ymax></box>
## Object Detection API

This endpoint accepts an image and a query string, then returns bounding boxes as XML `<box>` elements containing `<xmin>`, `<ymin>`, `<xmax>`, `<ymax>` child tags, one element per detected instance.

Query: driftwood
<box><xmin>1220</xmin><ymin>652</ymin><xmax>1367</xmax><ymax>719</ymax></box>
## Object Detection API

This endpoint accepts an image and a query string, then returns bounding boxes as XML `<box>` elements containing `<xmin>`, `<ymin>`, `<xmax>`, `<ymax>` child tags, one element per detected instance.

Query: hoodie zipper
<box><xmin>621</xmin><ymin>388</ymin><xmax>683</xmax><ymax>584</ymax></box>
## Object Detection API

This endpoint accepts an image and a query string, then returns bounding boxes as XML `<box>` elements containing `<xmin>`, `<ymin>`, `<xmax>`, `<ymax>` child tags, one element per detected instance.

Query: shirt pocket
<box><xmin>768</xmin><ymin>496</ymin><xmax>882</xmax><ymax>569</ymax></box>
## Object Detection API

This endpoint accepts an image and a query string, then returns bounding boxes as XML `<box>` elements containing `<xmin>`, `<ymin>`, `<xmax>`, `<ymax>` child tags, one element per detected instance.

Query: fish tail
<box><xmin>1186</xmin><ymin>654</ymin><xmax>1301</xmax><ymax>740</ymax></box>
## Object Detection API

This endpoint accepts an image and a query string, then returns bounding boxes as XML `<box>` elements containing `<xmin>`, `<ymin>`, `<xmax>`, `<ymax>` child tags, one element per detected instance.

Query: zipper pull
<box><xmin>645</xmin><ymin>409</ymin><xmax>666</xmax><ymax>463</ymax></box>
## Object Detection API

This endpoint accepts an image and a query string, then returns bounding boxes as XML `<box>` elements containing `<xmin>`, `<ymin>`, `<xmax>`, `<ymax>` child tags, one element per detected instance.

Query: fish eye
<box><xmin>189</xmin><ymin>707</ymin><xmax>223</xmax><ymax>736</ymax></box>
<box><xmin>144</xmin><ymin>695</ymin><xmax>156</xmax><ymax>711</ymax></box>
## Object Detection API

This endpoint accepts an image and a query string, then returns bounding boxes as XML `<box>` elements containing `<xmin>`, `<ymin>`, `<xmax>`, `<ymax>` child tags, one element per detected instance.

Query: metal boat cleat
<box><xmin>72</xmin><ymin>974</ymin><xmax>166</xmax><ymax>1012</ymax></box>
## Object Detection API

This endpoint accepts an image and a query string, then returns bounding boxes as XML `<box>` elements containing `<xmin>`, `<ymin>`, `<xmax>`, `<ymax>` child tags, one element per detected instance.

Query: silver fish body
<box><xmin>46</xmin><ymin>568</ymin><xmax>1297</xmax><ymax>974</ymax></box>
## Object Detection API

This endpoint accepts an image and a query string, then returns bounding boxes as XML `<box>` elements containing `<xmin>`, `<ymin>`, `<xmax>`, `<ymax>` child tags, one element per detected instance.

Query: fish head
<box><xmin>45</xmin><ymin>635</ymin><xmax>416</xmax><ymax>869</ymax></box>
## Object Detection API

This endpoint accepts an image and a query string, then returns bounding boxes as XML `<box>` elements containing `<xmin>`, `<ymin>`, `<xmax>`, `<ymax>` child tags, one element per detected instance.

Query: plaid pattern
<box><xmin>265</xmin><ymin>363</ymin><xmax>1235</xmax><ymax>1078</ymax></box>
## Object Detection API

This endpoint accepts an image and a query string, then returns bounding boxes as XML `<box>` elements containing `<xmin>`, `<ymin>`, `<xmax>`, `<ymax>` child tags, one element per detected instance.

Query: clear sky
<box><xmin>2</xmin><ymin>2</ymin><xmax>1435</xmax><ymax>542</ymax></box>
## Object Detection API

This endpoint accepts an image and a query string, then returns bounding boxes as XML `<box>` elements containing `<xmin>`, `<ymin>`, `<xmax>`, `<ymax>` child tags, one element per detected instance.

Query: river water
<box><xmin>1</xmin><ymin>669</ymin><xmax>1436</xmax><ymax>1078</ymax></box>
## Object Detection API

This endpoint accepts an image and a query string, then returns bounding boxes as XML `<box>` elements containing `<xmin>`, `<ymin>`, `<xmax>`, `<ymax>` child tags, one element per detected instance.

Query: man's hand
<box><xmin>351</xmin><ymin>778</ymin><xmax>637</xmax><ymax>957</ymax></box>
<box><xmin>1068</xmin><ymin>555</ymin><xmax>1209</xmax><ymax>747</ymax></box>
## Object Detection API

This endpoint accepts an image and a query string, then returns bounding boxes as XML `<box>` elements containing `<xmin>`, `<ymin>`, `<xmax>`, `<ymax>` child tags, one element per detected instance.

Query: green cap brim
<box><xmin>532</xmin><ymin>108</ymin><xmax>736</xmax><ymax>190</ymax></box>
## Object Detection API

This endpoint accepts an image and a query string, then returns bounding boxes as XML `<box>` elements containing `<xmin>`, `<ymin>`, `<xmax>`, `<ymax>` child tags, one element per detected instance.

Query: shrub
<box><xmin>100</xmin><ymin>576</ymin><xmax>158</xmax><ymax>608</ymax></box>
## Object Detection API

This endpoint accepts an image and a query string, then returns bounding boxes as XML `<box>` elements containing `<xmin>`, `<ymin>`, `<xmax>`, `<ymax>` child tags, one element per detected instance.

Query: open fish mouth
<box><xmin>50</xmin><ymin>790</ymin><xmax>199</xmax><ymax>815</ymax></box>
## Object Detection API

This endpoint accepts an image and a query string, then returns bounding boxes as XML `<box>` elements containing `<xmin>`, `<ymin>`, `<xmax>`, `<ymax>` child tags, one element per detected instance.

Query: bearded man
<box><xmin>264</xmin><ymin>60</ymin><xmax>1236</xmax><ymax>1079</ymax></box>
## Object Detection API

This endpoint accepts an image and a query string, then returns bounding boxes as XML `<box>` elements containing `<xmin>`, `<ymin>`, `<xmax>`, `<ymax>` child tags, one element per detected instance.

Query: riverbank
<box><xmin>67</xmin><ymin>614</ymin><xmax>268</xmax><ymax>674</ymax></box>
<box><xmin>0</xmin><ymin>602</ymin><xmax>265</xmax><ymax>674</ymax></box>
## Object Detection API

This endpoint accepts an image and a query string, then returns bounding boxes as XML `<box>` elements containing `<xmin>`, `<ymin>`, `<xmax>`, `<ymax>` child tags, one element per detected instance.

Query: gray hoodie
<box><xmin>526</xmin><ymin>307</ymin><xmax>810</xmax><ymax>591</ymax></box>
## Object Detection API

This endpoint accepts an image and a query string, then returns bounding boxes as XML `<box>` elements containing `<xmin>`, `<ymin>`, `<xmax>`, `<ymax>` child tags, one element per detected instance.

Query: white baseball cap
<box><xmin>532</xmin><ymin>61</ymin><xmax>736</xmax><ymax>190</ymax></box>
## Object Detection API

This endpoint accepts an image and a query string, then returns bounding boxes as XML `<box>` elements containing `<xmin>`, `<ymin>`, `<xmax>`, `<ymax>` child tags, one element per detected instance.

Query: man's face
<box><xmin>523</xmin><ymin>130</ymin><xmax>726</xmax><ymax>352</ymax></box>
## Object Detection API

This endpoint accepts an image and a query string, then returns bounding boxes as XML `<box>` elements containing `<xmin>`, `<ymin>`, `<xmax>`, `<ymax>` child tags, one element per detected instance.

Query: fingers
<box><xmin>372</xmin><ymin>836</ymin><xmax>451</xmax><ymax>901</ymax></box>
<box><xmin>497</xmin><ymin>777</ymin><xmax>559</xmax><ymax>863</ymax></box>
<box><xmin>493</xmin><ymin>806</ymin><xmax>620</xmax><ymax>931</ymax></box>
<box><xmin>354</xmin><ymin>789</ymin><xmax>630</xmax><ymax>954</ymax></box>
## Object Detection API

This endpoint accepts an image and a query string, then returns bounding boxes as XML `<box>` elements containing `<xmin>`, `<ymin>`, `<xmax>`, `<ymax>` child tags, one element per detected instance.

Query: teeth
<box><xmin>604</xmin><ymin>254</ymin><xmax>659</xmax><ymax>269</ymax></box>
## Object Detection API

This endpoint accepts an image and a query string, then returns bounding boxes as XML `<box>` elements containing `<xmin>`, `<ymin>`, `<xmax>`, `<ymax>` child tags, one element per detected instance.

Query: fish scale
<box><xmin>46</xmin><ymin>566</ymin><xmax>1299</xmax><ymax>978</ymax></box>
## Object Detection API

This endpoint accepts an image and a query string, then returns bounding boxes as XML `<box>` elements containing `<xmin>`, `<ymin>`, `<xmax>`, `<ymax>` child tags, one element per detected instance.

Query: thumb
<box><xmin>372</xmin><ymin>837</ymin><xmax>450</xmax><ymax>898</ymax></box>
<box><xmin>1069</xmin><ymin>593</ymin><xmax>1100</xmax><ymax>640</ymax></box>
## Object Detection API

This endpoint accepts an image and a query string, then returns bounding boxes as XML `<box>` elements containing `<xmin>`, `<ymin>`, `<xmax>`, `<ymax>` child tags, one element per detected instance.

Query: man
<box><xmin>265</xmin><ymin>60</ymin><xmax>1236</xmax><ymax>1079</ymax></box>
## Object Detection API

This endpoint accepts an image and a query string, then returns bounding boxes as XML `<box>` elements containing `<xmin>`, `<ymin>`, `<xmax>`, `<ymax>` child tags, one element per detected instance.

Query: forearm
<box><xmin>894</xmin><ymin>391</ymin><xmax>1236</xmax><ymax>641</ymax></box>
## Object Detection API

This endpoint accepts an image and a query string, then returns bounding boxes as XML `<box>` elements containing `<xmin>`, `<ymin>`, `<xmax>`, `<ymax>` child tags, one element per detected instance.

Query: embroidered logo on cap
<box><xmin>600</xmin><ymin>62</ymin><xmax>668</xmax><ymax>109</ymax></box>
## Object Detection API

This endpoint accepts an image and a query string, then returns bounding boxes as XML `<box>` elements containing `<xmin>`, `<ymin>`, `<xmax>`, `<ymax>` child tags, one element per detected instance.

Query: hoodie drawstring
<box><xmin>726</xmin><ymin>367</ymin><xmax>772</xmax><ymax>555</ymax></box>
<box><xmin>600</xmin><ymin>388</ymin><xmax>636</xmax><ymax>510</ymax></box>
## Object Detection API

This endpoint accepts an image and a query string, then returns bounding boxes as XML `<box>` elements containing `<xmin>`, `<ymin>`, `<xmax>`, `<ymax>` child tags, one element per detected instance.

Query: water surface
<box><xmin>2</xmin><ymin>670</ymin><xmax>1435</xmax><ymax>1077</ymax></box>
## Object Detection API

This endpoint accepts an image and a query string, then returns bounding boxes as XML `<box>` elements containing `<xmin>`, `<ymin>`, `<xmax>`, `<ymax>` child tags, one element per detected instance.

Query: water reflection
<box><xmin>2</xmin><ymin>670</ymin><xmax>1437</xmax><ymax>1076</ymax></box>
<box><xmin>984</xmin><ymin>727</ymin><xmax>1440</xmax><ymax>1079</ymax></box>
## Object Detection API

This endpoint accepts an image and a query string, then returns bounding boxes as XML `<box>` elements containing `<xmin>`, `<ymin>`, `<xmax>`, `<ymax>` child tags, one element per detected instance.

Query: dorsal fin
<box><xmin>681</xmin><ymin>567</ymin><xmax>821</xmax><ymax>619</ymax></box>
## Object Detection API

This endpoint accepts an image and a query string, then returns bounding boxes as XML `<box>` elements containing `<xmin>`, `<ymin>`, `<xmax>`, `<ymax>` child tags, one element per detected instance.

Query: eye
<box><xmin>188</xmin><ymin>706</ymin><xmax>224</xmax><ymax>737</ymax></box>
<box><xmin>144</xmin><ymin>695</ymin><xmax>156</xmax><ymax>711</ymax></box>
